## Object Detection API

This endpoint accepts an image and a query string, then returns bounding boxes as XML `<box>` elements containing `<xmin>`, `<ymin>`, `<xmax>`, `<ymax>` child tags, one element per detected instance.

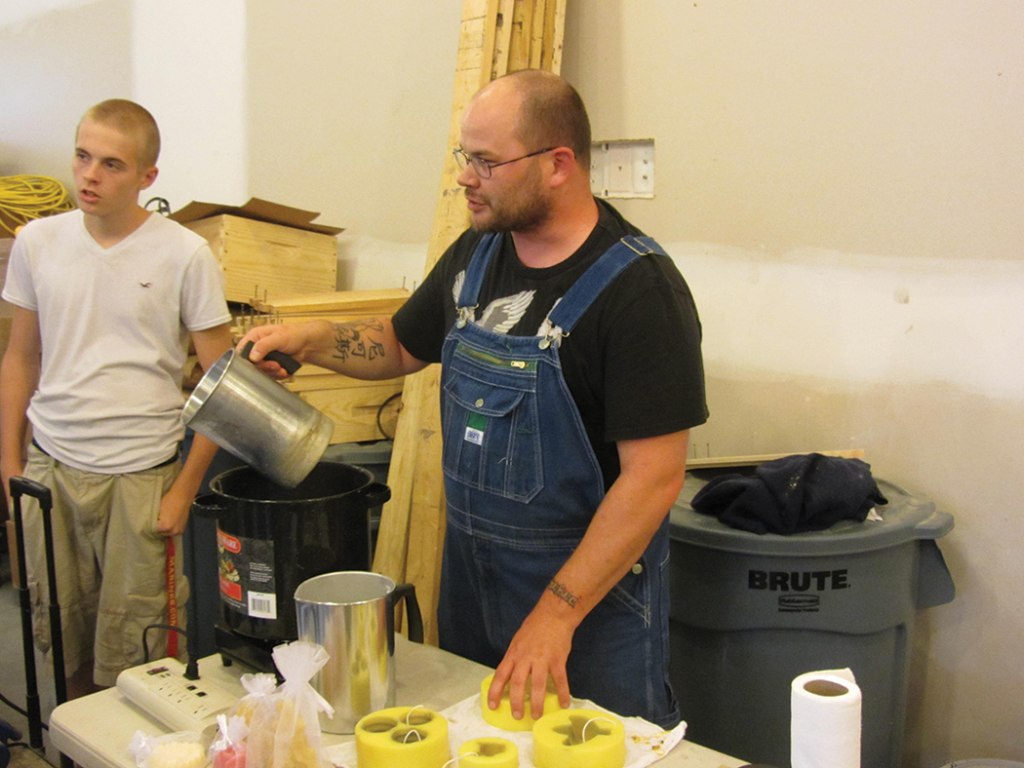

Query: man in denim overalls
<box><xmin>242</xmin><ymin>70</ymin><xmax>707</xmax><ymax>729</ymax></box>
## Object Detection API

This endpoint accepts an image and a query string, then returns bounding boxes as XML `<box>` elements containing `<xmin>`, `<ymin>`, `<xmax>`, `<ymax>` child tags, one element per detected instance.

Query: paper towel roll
<box><xmin>790</xmin><ymin>669</ymin><xmax>862</xmax><ymax>768</ymax></box>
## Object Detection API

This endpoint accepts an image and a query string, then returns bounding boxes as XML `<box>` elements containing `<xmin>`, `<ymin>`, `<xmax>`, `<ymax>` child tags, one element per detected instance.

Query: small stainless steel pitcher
<box><xmin>182</xmin><ymin>345</ymin><xmax>333</xmax><ymax>488</ymax></box>
<box><xmin>294</xmin><ymin>571</ymin><xmax>424</xmax><ymax>734</ymax></box>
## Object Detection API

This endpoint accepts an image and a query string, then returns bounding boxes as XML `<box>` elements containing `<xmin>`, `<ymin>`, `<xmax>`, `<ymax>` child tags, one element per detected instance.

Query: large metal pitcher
<box><xmin>294</xmin><ymin>571</ymin><xmax>424</xmax><ymax>734</ymax></box>
<box><xmin>182</xmin><ymin>345</ymin><xmax>333</xmax><ymax>488</ymax></box>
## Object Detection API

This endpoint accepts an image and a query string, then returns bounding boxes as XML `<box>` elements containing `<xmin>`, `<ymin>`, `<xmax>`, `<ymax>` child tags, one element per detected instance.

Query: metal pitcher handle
<box><xmin>240</xmin><ymin>340</ymin><xmax>303</xmax><ymax>376</ymax></box>
<box><xmin>391</xmin><ymin>582</ymin><xmax>424</xmax><ymax>645</ymax></box>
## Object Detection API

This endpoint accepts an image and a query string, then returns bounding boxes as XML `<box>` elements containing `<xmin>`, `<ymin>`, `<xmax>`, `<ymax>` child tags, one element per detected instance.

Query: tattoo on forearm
<box><xmin>332</xmin><ymin>320</ymin><xmax>386</xmax><ymax>363</ymax></box>
<box><xmin>547</xmin><ymin>579</ymin><xmax>579</xmax><ymax>608</ymax></box>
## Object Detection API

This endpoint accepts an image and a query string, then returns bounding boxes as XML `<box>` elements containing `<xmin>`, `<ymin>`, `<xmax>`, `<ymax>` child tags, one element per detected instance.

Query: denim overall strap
<box><xmin>436</xmin><ymin>232</ymin><xmax>679</xmax><ymax>728</ymax></box>
<box><xmin>454</xmin><ymin>232</ymin><xmax>501</xmax><ymax>327</ymax></box>
<box><xmin>535</xmin><ymin>236</ymin><xmax>666</xmax><ymax>350</ymax></box>
<box><xmin>546</xmin><ymin>235</ymin><xmax>667</xmax><ymax>335</ymax></box>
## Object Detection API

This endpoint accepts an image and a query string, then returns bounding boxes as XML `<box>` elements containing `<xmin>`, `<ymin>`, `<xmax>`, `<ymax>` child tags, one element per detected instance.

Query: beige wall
<box><xmin>245</xmin><ymin>1</ymin><xmax>462</xmax><ymax>247</ymax></box>
<box><xmin>0</xmin><ymin>0</ymin><xmax>132</xmax><ymax>180</ymax></box>
<box><xmin>559</xmin><ymin>3</ymin><xmax>1024</xmax><ymax>766</ymax></box>
<box><xmin>565</xmin><ymin>1</ymin><xmax>1024</xmax><ymax>263</ymax></box>
<box><xmin>2</xmin><ymin>1</ymin><xmax>1023</xmax><ymax>765</ymax></box>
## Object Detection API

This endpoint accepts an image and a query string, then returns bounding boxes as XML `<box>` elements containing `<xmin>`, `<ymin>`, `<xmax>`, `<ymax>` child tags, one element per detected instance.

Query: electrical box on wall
<box><xmin>590</xmin><ymin>139</ymin><xmax>655</xmax><ymax>199</ymax></box>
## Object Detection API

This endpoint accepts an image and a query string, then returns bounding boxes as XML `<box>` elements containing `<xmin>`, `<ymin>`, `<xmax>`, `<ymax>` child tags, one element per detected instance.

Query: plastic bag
<box><xmin>210</xmin><ymin>714</ymin><xmax>248</xmax><ymax>768</ymax></box>
<box><xmin>246</xmin><ymin>641</ymin><xmax>334</xmax><ymax>768</ymax></box>
<box><xmin>228</xmin><ymin>672</ymin><xmax>278</xmax><ymax>726</ymax></box>
<box><xmin>129</xmin><ymin>730</ymin><xmax>208</xmax><ymax>768</ymax></box>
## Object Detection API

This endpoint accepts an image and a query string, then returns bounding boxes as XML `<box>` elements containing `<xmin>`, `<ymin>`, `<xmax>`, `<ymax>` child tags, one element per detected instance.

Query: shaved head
<box><xmin>79</xmin><ymin>99</ymin><xmax>161</xmax><ymax>168</ymax></box>
<box><xmin>480</xmin><ymin>70</ymin><xmax>591</xmax><ymax>168</ymax></box>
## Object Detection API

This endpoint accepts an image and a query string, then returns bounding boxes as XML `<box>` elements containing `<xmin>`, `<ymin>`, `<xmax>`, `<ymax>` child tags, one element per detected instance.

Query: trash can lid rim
<box><xmin>670</xmin><ymin>478</ymin><xmax>954</xmax><ymax>555</ymax></box>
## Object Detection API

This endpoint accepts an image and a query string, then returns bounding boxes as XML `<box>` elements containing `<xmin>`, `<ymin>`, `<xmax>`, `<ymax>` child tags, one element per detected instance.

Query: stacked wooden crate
<box><xmin>171</xmin><ymin>198</ymin><xmax>342</xmax><ymax>304</ymax></box>
<box><xmin>245</xmin><ymin>289</ymin><xmax>410</xmax><ymax>444</ymax></box>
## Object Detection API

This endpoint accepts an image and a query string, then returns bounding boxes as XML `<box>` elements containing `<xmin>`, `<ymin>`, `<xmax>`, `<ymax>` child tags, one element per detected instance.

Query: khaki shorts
<box><xmin>21</xmin><ymin>446</ymin><xmax>189</xmax><ymax>687</ymax></box>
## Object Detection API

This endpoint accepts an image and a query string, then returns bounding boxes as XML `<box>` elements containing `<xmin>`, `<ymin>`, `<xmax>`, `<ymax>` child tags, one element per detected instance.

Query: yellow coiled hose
<box><xmin>0</xmin><ymin>175</ymin><xmax>76</xmax><ymax>237</ymax></box>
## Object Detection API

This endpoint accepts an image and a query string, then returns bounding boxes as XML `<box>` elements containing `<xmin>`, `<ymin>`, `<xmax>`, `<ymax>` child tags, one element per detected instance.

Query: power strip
<box><xmin>116</xmin><ymin>658</ymin><xmax>239</xmax><ymax>733</ymax></box>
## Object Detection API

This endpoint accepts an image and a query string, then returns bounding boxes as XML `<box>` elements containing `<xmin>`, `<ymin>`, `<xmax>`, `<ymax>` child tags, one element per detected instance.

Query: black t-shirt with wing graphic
<box><xmin>393</xmin><ymin>199</ymin><xmax>708</xmax><ymax>488</ymax></box>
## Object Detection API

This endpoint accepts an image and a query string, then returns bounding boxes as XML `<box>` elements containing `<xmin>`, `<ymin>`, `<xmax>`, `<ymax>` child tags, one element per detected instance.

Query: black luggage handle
<box><xmin>10</xmin><ymin>474</ymin><xmax>70</xmax><ymax>765</ymax></box>
<box><xmin>9</xmin><ymin>477</ymin><xmax>43</xmax><ymax>748</ymax></box>
<box><xmin>9</xmin><ymin>476</ymin><xmax>51</xmax><ymax>507</ymax></box>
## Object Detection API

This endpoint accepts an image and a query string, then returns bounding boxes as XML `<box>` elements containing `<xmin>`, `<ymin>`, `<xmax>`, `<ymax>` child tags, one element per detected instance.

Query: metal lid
<box><xmin>670</xmin><ymin>473</ymin><xmax>954</xmax><ymax>556</ymax></box>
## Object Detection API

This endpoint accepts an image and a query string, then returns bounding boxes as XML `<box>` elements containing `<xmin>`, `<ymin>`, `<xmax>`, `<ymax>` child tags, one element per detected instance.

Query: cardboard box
<box><xmin>171</xmin><ymin>198</ymin><xmax>344</xmax><ymax>304</ymax></box>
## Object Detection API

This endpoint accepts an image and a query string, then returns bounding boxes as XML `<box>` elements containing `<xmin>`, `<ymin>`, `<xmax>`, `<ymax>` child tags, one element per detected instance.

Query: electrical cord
<box><xmin>1</xmin><ymin>715</ymin><xmax>37</xmax><ymax>768</ymax></box>
<box><xmin>0</xmin><ymin>176</ymin><xmax>75</xmax><ymax>237</ymax></box>
<box><xmin>145</xmin><ymin>197</ymin><xmax>171</xmax><ymax>215</ymax></box>
<box><xmin>142</xmin><ymin>623</ymin><xmax>199</xmax><ymax>679</ymax></box>
<box><xmin>1</xmin><ymin>623</ymin><xmax>193</xmax><ymax>723</ymax></box>
<box><xmin>0</xmin><ymin>701</ymin><xmax>47</xmax><ymax>768</ymax></box>
<box><xmin>375</xmin><ymin>392</ymin><xmax>402</xmax><ymax>441</ymax></box>
<box><xmin>142</xmin><ymin>623</ymin><xmax>188</xmax><ymax>663</ymax></box>
<box><xmin>0</xmin><ymin>692</ymin><xmax>31</xmax><ymax>723</ymax></box>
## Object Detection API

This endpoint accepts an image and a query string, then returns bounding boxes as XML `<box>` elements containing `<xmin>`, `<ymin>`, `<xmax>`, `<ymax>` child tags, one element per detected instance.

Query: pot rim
<box><xmin>294</xmin><ymin>570</ymin><xmax>397</xmax><ymax>607</ymax></box>
<box><xmin>209</xmin><ymin>462</ymin><xmax>376</xmax><ymax>504</ymax></box>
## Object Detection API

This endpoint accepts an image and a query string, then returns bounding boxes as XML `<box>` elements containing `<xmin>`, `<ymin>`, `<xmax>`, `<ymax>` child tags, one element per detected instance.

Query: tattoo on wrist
<box><xmin>547</xmin><ymin>579</ymin><xmax>579</xmax><ymax>608</ymax></box>
<box><xmin>332</xmin><ymin>320</ymin><xmax>386</xmax><ymax>362</ymax></box>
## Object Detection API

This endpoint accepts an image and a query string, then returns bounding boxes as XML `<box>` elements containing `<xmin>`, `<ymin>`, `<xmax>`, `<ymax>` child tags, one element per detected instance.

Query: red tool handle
<box><xmin>166</xmin><ymin>538</ymin><xmax>178</xmax><ymax>659</ymax></box>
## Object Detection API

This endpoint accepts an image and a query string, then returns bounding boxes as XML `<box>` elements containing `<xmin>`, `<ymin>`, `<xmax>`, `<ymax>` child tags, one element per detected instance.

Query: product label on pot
<box><xmin>217</xmin><ymin>527</ymin><xmax>278</xmax><ymax>620</ymax></box>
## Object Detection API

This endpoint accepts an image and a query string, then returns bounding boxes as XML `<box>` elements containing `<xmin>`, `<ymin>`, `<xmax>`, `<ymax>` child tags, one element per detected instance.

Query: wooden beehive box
<box><xmin>188</xmin><ymin>215</ymin><xmax>337</xmax><ymax>302</ymax></box>
<box><xmin>240</xmin><ymin>289</ymin><xmax>411</xmax><ymax>444</ymax></box>
<box><xmin>286</xmin><ymin>366</ymin><xmax>404</xmax><ymax>444</ymax></box>
<box><xmin>171</xmin><ymin>198</ymin><xmax>344</xmax><ymax>304</ymax></box>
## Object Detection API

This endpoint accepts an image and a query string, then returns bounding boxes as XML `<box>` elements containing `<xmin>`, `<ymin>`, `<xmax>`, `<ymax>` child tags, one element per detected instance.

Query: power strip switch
<box><xmin>116</xmin><ymin>658</ymin><xmax>239</xmax><ymax>733</ymax></box>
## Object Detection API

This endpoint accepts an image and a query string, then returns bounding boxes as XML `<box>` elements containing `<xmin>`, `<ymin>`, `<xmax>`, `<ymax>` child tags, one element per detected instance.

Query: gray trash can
<box><xmin>668</xmin><ymin>470</ymin><xmax>955</xmax><ymax>768</ymax></box>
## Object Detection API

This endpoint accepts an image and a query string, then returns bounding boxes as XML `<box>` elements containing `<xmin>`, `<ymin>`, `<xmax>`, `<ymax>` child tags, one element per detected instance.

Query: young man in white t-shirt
<box><xmin>0</xmin><ymin>99</ymin><xmax>233</xmax><ymax>694</ymax></box>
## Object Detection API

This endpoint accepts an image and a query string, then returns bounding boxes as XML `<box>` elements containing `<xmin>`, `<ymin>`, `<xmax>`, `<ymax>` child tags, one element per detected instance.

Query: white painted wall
<box><xmin>0</xmin><ymin>0</ymin><xmax>98</xmax><ymax>29</ymax></box>
<box><xmin>0</xmin><ymin>0</ymin><xmax>132</xmax><ymax>179</ymax></box>
<box><xmin>2</xmin><ymin>1</ymin><xmax>1022</xmax><ymax>764</ymax></box>
<box><xmin>0</xmin><ymin>0</ymin><xmax>248</xmax><ymax>210</ymax></box>
<box><xmin>132</xmin><ymin>0</ymin><xmax>249</xmax><ymax>208</ymax></box>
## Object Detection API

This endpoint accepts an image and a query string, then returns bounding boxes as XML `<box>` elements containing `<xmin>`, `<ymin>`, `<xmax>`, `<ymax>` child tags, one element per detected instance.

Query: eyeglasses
<box><xmin>452</xmin><ymin>147</ymin><xmax>556</xmax><ymax>179</ymax></box>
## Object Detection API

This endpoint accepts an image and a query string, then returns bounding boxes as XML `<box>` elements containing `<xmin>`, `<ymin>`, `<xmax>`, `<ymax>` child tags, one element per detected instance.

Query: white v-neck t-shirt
<box><xmin>3</xmin><ymin>210</ymin><xmax>231</xmax><ymax>473</ymax></box>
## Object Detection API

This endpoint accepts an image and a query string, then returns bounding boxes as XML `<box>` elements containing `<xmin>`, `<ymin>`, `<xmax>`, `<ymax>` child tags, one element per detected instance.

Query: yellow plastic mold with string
<box><xmin>531</xmin><ymin>708</ymin><xmax>626</xmax><ymax>768</ymax></box>
<box><xmin>354</xmin><ymin>706</ymin><xmax>450</xmax><ymax>768</ymax></box>
<box><xmin>480</xmin><ymin>673</ymin><xmax>562</xmax><ymax>732</ymax></box>
<box><xmin>457</xmin><ymin>737</ymin><xmax>519</xmax><ymax>768</ymax></box>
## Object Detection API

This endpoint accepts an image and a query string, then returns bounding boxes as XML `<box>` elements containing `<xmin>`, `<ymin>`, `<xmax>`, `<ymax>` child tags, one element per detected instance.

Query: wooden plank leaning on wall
<box><xmin>372</xmin><ymin>0</ymin><xmax>566</xmax><ymax>645</ymax></box>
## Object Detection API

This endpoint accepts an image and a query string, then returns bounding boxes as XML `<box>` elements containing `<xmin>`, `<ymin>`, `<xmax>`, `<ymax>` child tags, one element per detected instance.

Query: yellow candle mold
<box><xmin>354</xmin><ymin>706</ymin><xmax>450</xmax><ymax>768</ymax></box>
<box><xmin>480</xmin><ymin>673</ymin><xmax>562</xmax><ymax>732</ymax></box>
<box><xmin>531</xmin><ymin>708</ymin><xmax>626</xmax><ymax>768</ymax></box>
<box><xmin>457</xmin><ymin>737</ymin><xmax>519</xmax><ymax>768</ymax></box>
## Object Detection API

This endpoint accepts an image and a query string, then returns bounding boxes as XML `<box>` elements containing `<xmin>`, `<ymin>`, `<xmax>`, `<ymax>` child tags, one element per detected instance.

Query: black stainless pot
<box><xmin>192</xmin><ymin>461</ymin><xmax>390</xmax><ymax>641</ymax></box>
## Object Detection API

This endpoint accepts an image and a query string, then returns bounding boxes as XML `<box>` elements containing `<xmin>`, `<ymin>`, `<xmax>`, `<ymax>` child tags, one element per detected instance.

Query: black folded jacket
<box><xmin>690</xmin><ymin>453</ymin><xmax>888</xmax><ymax>535</ymax></box>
